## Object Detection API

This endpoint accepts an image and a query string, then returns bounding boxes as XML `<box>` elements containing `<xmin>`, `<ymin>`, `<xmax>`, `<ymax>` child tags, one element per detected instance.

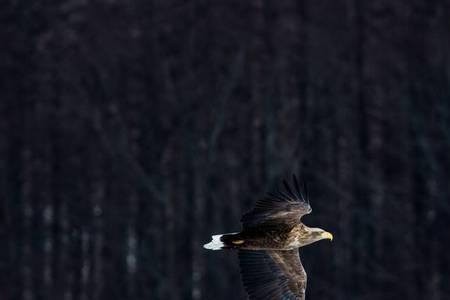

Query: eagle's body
<box><xmin>221</xmin><ymin>223</ymin><xmax>326</xmax><ymax>250</ymax></box>
<box><xmin>204</xmin><ymin>176</ymin><xmax>333</xmax><ymax>300</ymax></box>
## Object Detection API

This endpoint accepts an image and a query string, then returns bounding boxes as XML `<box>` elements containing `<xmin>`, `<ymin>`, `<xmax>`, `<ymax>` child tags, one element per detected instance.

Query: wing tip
<box><xmin>280</xmin><ymin>174</ymin><xmax>308</xmax><ymax>203</ymax></box>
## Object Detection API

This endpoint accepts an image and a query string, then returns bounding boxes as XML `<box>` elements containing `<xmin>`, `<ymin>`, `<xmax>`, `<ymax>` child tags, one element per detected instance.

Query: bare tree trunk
<box><xmin>250</xmin><ymin>0</ymin><xmax>268</xmax><ymax>184</ymax></box>
<box><xmin>91</xmin><ymin>174</ymin><xmax>105</xmax><ymax>300</ymax></box>
<box><xmin>60</xmin><ymin>199</ymin><xmax>72</xmax><ymax>300</ymax></box>
<box><xmin>21</xmin><ymin>106</ymin><xmax>34</xmax><ymax>300</ymax></box>
<box><xmin>191</xmin><ymin>160</ymin><xmax>205</xmax><ymax>300</ymax></box>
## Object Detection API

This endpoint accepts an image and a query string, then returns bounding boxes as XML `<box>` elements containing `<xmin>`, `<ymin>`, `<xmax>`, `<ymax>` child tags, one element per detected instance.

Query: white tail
<box><xmin>203</xmin><ymin>232</ymin><xmax>238</xmax><ymax>250</ymax></box>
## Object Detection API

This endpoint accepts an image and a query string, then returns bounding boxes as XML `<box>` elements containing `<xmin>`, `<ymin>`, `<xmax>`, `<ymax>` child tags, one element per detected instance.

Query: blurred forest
<box><xmin>1</xmin><ymin>0</ymin><xmax>450</xmax><ymax>300</ymax></box>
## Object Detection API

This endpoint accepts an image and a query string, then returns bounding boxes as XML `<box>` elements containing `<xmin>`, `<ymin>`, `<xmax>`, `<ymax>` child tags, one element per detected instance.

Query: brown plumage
<box><xmin>204</xmin><ymin>175</ymin><xmax>333</xmax><ymax>300</ymax></box>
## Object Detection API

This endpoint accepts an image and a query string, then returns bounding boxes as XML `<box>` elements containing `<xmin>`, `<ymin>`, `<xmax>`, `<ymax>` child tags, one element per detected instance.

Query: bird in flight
<box><xmin>204</xmin><ymin>175</ymin><xmax>333</xmax><ymax>300</ymax></box>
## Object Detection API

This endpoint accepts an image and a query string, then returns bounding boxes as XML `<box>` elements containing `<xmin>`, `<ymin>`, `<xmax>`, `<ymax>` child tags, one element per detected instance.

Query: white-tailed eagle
<box><xmin>204</xmin><ymin>175</ymin><xmax>333</xmax><ymax>300</ymax></box>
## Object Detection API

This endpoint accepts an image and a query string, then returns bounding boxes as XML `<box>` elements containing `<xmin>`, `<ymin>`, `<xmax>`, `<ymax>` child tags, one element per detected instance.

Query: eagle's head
<box><xmin>299</xmin><ymin>226</ymin><xmax>333</xmax><ymax>246</ymax></box>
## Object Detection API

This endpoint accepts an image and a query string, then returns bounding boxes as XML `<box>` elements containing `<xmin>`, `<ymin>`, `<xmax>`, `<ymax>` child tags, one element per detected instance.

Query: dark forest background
<box><xmin>1</xmin><ymin>1</ymin><xmax>450</xmax><ymax>300</ymax></box>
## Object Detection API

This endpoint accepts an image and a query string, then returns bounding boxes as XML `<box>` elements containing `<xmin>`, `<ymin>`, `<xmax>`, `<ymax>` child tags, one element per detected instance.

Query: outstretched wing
<box><xmin>238</xmin><ymin>249</ymin><xmax>307</xmax><ymax>300</ymax></box>
<box><xmin>241</xmin><ymin>175</ymin><xmax>311</xmax><ymax>228</ymax></box>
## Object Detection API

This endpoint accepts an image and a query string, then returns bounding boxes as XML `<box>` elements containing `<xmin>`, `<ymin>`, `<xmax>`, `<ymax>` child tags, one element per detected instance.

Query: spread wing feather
<box><xmin>238</xmin><ymin>249</ymin><xmax>307</xmax><ymax>300</ymax></box>
<box><xmin>241</xmin><ymin>175</ymin><xmax>311</xmax><ymax>228</ymax></box>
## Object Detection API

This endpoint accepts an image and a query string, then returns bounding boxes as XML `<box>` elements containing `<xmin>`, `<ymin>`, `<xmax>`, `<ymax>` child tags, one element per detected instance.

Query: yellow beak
<box><xmin>321</xmin><ymin>231</ymin><xmax>333</xmax><ymax>241</ymax></box>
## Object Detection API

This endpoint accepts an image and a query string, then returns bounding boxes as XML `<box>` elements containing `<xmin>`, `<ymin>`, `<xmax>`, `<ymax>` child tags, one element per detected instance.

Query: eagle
<box><xmin>203</xmin><ymin>175</ymin><xmax>333</xmax><ymax>300</ymax></box>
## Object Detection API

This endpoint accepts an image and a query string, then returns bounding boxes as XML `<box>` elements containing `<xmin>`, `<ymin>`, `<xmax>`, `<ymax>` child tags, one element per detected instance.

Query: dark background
<box><xmin>1</xmin><ymin>1</ymin><xmax>450</xmax><ymax>300</ymax></box>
